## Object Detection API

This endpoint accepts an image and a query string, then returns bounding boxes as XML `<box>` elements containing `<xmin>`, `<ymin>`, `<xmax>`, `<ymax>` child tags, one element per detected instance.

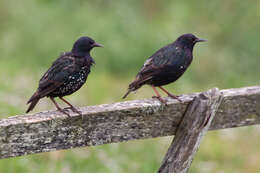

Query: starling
<box><xmin>26</xmin><ymin>36</ymin><xmax>103</xmax><ymax>115</ymax></box>
<box><xmin>123</xmin><ymin>33</ymin><xmax>206</xmax><ymax>103</ymax></box>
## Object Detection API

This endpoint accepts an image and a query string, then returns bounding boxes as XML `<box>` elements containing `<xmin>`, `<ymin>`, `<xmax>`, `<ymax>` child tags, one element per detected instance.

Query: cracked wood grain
<box><xmin>0</xmin><ymin>86</ymin><xmax>259</xmax><ymax>159</ymax></box>
<box><xmin>158</xmin><ymin>88</ymin><xmax>223</xmax><ymax>173</ymax></box>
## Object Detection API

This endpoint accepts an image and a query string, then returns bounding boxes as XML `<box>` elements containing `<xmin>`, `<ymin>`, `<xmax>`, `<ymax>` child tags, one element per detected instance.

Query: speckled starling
<box><xmin>123</xmin><ymin>33</ymin><xmax>206</xmax><ymax>103</ymax></box>
<box><xmin>26</xmin><ymin>36</ymin><xmax>103</xmax><ymax>115</ymax></box>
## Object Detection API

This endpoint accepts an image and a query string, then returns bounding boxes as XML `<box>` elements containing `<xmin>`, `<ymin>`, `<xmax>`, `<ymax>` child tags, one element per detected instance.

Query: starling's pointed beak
<box><xmin>92</xmin><ymin>42</ymin><xmax>104</xmax><ymax>48</ymax></box>
<box><xmin>196</xmin><ymin>38</ymin><xmax>207</xmax><ymax>42</ymax></box>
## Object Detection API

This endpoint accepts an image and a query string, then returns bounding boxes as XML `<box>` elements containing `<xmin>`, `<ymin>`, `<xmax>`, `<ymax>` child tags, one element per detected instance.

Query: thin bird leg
<box><xmin>158</xmin><ymin>86</ymin><xmax>182</xmax><ymax>102</ymax></box>
<box><xmin>151</xmin><ymin>86</ymin><xmax>167</xmax><ymax>104</ymax></box>
<box><xmin>59</xmin><ymin>97</ymin><xmax>82</xmax><ymax>115</ymax></box>
<box><xmin>50</xmin><ymin>97</ymin><xmax>71</xmax><ymax>117</ymax></box>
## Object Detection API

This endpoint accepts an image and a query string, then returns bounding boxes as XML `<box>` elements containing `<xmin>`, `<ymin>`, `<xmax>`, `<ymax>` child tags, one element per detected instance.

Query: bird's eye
<box><xmin>89</xmin><ymin>41</ymin><xmax>94</xmax><ymax>45</ymax></box>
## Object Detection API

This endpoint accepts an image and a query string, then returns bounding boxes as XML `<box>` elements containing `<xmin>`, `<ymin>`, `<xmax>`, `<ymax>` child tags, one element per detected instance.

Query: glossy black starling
<box><xmin>123</xmin><ymin>33</ymin><xmax>206</xmax><ymax>103</ymax></box>
<box><xmin>26</xmin><ymin>36</ymin><xmax>103</xmax><ymax>115</ymax></box>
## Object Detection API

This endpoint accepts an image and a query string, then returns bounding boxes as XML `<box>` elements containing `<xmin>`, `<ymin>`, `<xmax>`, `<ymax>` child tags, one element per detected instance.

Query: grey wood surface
<box><xmin>158</xmin><ymin>88</ymin><xmax>223</xmax><ymax>173</ymax></box>
<box><xmin>0</xmin><ymin>86</ymin><xmax>259</xmax><ymax>159</ymax></box>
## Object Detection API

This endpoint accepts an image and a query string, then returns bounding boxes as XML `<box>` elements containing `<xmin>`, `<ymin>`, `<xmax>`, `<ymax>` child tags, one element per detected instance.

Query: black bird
<box><xmin>123</xmin><ymin>33</ymin><xmax>206</xmax><ymax>103</ymax></box>
<box><xmin>26</xmin><ymin>36</ymin><xmax>103</xmax><ymax>115</ymax></box>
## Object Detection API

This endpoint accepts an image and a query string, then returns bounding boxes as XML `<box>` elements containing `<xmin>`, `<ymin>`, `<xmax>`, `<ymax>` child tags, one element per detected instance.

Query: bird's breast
<box><xmin>49</xmin><ymin>66</ymin><xmax>90</xmax><ymax>97</ymax></box>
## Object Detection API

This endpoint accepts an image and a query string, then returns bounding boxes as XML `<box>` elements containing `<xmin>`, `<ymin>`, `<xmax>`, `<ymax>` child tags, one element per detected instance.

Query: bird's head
<box><xmin>176</xmin><ymin>33</ymin><xmax>206</xmax><ymax>49</ymax></box>
<box><xmin>72</xmin><ymin>36</ymin><xmax>103</xmax><ymax>57</ymax></box>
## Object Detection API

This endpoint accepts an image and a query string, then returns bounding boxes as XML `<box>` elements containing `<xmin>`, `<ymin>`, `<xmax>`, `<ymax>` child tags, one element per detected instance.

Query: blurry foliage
<box><xmin>0</xmin><ymin>0</ymin><xmax>259</xmax><ymax>173</ymax></box>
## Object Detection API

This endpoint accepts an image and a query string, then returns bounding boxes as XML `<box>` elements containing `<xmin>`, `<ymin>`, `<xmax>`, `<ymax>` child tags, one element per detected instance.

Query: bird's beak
<box><xmin>92</xmin><ymin>42</ymin><xmax>104</xmax><ymax>47</ymax></box>
<box><xmin>195</xmin><ymin>38</ymin><xmax>207</xmax><ymax>42</ymax></box>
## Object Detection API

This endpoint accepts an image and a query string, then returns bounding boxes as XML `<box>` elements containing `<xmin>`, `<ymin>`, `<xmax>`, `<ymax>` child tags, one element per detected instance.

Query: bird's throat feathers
<box><xmin>80</xmin><ymin>53</ymin><xmax>95</xmax><ymax>66</ymax></box>
<box><xmin>64</xmin><ymin>52</ymin><xmax>95</xmax><ymax>66</ymax></box>
<box><xmin>86</xmin><ymin>55</ymin><xmax>95</xmax><ymax>66</ymax></box>
<box><xmin>72</xmin><ymin>49</ymin><xmax>90</xmax><ymax>57</ymax></box>
<box><xmin>174</xmin><ymin>41</ymin><xmax>195</xmax><ymax>53</ymax></box>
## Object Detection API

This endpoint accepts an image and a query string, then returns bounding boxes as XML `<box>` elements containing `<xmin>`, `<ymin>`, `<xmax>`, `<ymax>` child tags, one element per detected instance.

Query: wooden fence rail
<box><xmin>0</xmin><ymin>86</ymin><xmax>260</xmax><ymax>172</ymax></box>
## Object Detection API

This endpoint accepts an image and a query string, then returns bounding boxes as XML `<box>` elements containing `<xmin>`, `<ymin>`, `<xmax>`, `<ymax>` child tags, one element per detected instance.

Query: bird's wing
<box><xmin>135</xmin><ymin>45</ymin><xmax>174</xmax><ymax>83</ymax></box>
<box><xmin>37</xmin><ymin>54</ymin><xmax>77</xmax><ymax>98</ymax></box>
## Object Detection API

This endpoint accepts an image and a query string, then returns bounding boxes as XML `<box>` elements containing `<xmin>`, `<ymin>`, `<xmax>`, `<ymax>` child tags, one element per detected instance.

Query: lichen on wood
<box><xmin>0</xmin><ymin>86</ymin><xmax>259</xmax><ymax>159</ymax></box>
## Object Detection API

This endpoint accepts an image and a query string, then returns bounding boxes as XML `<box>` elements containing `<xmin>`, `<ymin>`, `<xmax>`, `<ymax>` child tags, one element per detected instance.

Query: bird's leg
<box><xmin>50</xmin><ymin>97</ymin><xmax>71</xmax><ymax>117</ymax></box>
<box><xmin>59</xmin><ymin>97</ymin><xmax>82</xmax><ymax>115</ymax></box>
<box><xmin>151</xmin><ymin>86</ymin><xmax>167</xmax><ymax>104</ymax></box>
<box><xmin>158</xmin><ymin>86</ymin><xmax>182</xmax><ymax>102</ymax></box>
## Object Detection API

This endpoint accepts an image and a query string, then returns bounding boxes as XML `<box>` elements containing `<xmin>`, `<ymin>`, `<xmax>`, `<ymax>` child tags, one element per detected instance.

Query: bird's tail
<box><xmin>122</xmin><ymin>89</ymin><xmax>134</xmax><ymax>99</ymax></box>
<box><xmin>26</xmin><ymin>91</ymin><xmax>41</xmax><ymax>113</ymax></box>
<box><xmin>122</xmin><ymin>79</ymin><xmax>142</xmax><ymax>99</ymax></box>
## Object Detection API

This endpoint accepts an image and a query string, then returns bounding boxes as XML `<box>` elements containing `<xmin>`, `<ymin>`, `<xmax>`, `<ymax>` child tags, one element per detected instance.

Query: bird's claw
<box><xmin>168</xmin><ymin>94</ymin><xmax>183</xmax><ymax>103</ymax></box>
<box><xmin>152</xmin><ymin>96</ymin><xmax>167</xmax><ymax>104</ymax></box>
<box><xmin>57</xmin><ymin>108</ymin><xmax>71</xmax><ymax>118</ymax></box>
<box><xmin>64</xmin><ymin>106</ymin><xmax>82</xmax><ymax>115</ymax></box>
<box><xmin>71</xmin><ymin>107</ymin><xmax>82</xmax><ymax>115</ymax></box>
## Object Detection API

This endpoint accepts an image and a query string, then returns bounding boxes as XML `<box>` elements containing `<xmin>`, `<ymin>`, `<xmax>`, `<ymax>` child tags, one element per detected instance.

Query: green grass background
<box><xmin>0</xmin><ymin>0</ymin><xmax>259</xmax><ymax>172</ymax></box>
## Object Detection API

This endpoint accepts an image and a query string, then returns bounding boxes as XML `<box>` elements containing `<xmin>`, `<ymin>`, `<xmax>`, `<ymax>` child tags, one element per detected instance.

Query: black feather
<box><xmin>123</xmin><ymin>33</ymin><xmax>206</xmax><ymax>98</ymax></box>
<box><xmin>26</xmin><ymin>36</ymin><xmax>102</xmax><ymax>113</ymax></box>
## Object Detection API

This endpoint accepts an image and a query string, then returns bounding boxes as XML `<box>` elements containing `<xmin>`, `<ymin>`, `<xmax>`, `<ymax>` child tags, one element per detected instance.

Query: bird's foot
<box><xmin>57</xmin><ymin>108</ymin><xmax>71</xmax><ymax>118</ymax></box>
<box><xmin>64</xmin><ymin>106</ymin><xmax>82</xmax><ymax>115</ymax></box>
<box><xmin>152</xmin><ymin>96</ymin><xmax>167</xmax><ymax>104</ymax></box>
<box><xmin>168</xmin><ymin>93</ymin><xmax>183</xmax><ymax>103</ymax></box>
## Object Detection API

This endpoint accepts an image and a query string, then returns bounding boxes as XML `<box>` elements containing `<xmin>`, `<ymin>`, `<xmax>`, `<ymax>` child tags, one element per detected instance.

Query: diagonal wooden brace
<box><xmin>158</xmin><ymin>88</ymin><xmax>223</xmax><ymax>173</ymax></box>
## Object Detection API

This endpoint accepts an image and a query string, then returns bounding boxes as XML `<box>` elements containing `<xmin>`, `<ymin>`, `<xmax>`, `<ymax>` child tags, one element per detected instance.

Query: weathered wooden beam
<box><xmin>0</xmin><ymin>86</ymin><xmax>259</xmax><ymax>159</ymax></box>
<box><xmin>158</xmin><ymin>88</ymin><xmax>223</xmax><ymax>173</ymax></box>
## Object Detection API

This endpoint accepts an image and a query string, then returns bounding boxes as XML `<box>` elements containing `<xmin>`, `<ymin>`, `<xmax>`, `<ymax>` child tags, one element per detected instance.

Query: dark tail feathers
<box><xmin>122</xmin><ymin>88</ymin><xmax>134</xmax><ymax>99</ymax></box>
<box><xmin>26</xmin><ymin>92</ymin><xmax>41</xmax><ymax>113</ymax></box>
<box><xmin>122</xmin><ymin>80</ymin><xmax>142</xmax><ymax>99</ymax></box>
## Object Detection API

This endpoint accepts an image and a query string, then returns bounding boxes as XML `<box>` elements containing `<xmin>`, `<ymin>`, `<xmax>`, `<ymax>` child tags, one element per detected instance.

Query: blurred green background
<box><xmin>0</xmin><ymin>0</ymin><xmax>259</xmax><ymax>172</ymax></box>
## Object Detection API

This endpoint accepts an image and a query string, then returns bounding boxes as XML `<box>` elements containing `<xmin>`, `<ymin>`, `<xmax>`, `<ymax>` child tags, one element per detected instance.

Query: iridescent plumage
<box><xmin>123</xmin><ymin>33</ymin><xmax>206</xmax><ymax>103</ymax></box>
<box><xmin>26</xmin><ymin>37</ymin><xmax>103</xmax><ymax>115</ymax></box>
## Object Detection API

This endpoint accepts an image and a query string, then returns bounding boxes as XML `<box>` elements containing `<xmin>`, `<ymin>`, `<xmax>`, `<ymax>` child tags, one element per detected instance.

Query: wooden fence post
<box><xmin>158</xmin><ymin>88</ymin><xmax>223</xmax><ymax>173</ymax></box>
